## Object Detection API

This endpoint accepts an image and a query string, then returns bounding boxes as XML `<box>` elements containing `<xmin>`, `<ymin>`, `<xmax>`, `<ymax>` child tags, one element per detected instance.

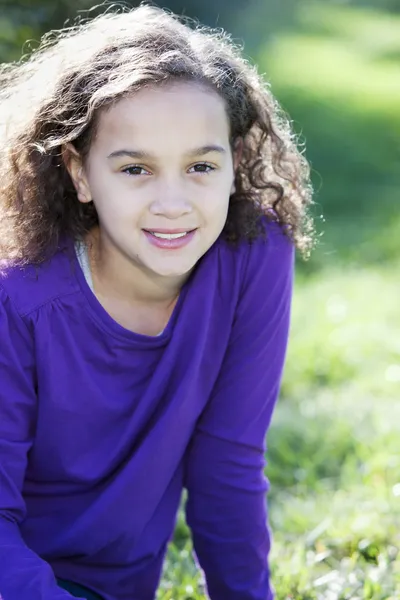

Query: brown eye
<box><xmin>189</xmin><ymin>163</ymin><xmax>215</xmax><ymax>174</ymax></box>
<box><xmin>121</xmin><ymin>165</ymin><xmax>151</xmax><ymax>176</ymax></box>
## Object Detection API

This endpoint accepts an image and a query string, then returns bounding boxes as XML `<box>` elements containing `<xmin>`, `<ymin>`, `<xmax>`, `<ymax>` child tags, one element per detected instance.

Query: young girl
<box><xmin>0</xmin><ymin>5</ymin><xmax>313</xmax><ymax>600</ymax></box>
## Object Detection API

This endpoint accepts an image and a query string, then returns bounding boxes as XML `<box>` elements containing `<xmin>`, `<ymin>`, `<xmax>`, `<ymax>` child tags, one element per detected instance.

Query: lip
<box><xmin>143</xmin><ymin>229</ymin><xmax>197</xmax><ymax>250</ymax></box>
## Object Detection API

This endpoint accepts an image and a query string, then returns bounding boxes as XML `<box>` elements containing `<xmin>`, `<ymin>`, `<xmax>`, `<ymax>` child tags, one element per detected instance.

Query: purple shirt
<box><xmin>0</xmin><ymin>221</ymin><xmax>294</xmax><ymax>600</ymax></box>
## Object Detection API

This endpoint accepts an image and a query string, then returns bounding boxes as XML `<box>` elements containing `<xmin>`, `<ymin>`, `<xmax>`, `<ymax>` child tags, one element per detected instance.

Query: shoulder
<box><xmin>217</xmin><ymin>217</ymin><xmax>295</xmax><ymax>288</ymax></box>
<box><xmin>245</xmin><ymin>216</ymin><xmax>294</xmax><ymax>261</ymax></box>
<box><xmin>0</xmin><ymin>238</ymin><xmax>79</xmax><ymax>318</ymax></box>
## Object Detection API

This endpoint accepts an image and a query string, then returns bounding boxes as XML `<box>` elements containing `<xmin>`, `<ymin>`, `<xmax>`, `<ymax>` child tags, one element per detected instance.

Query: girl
<box><xmin>0</xmin><ymin>4</ymin><xmax>314</xmax><ymax>600</ymax></box>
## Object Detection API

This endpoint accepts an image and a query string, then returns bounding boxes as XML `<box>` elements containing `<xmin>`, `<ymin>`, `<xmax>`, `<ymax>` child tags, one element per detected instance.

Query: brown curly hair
<box><xmin>0</xmin><ymin>3</ymin><xmax>315</xmax><ymax>266</ymax></box>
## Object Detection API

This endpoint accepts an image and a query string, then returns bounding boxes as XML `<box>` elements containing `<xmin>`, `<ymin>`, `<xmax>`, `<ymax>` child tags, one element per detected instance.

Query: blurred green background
<box><xmin>1</xmin><ymin>0</ymin><xmax>399</xmax><ymax>598</ymax></box>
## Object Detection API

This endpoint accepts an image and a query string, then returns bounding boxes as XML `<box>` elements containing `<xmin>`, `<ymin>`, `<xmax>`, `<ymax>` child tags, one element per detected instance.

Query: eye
<box><xmin>188</xmin><ymin>162</ymin><xmax>216</xmax><ymax>174</ymax></box>
<box><xmin>121</xmin><ymin>165</ymin><xmax>151</xmax><ymax>176</ymax></box>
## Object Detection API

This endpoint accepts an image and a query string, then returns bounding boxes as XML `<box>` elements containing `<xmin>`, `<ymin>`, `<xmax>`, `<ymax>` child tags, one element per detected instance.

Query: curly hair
<box><xmin>0</xmin><ymin>3</ymin><xmax>315</xmax><ymax>266</ymax></box>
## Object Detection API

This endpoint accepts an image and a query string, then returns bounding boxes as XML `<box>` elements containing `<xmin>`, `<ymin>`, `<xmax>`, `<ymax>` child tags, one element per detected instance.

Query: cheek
<box><xmin>89</xmin><ymin>175</ymin><xmax>140</xmax><ymax>218</ymax></box>
<box><xmin>202</xmin><ymin>184</ymin><xmax>231</xmax><ymax>217</ymax></box>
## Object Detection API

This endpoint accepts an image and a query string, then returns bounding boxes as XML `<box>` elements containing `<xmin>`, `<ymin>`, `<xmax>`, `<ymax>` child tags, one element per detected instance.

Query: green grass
<box><xmin>157</xmin><ymin>263</ymin><xmax>400</xmax><ymax>599</ymax></box>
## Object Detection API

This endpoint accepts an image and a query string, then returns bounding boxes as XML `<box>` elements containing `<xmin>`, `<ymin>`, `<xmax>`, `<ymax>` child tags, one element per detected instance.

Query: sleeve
<box><xmin>183</xmin><ymin>225</ymin><xmax>294</xmax><ymax>600</ymax></box>
<box><xmin>0</xmin><ymin>284</ymin><xmax>75</xmax><ymax>600</ymax></box>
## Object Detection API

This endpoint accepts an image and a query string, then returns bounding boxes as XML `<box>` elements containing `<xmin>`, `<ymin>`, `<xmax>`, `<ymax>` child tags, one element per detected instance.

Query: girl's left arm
<box><xmin>183</xmin><ymin>225</ymin><xmax>295</xmax><ymax>600</ymax></box>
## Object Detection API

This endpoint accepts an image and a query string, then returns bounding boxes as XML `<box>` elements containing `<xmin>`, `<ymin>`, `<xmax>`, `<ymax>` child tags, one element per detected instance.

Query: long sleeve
<box><xmin>0</xmin><ymin>284</ymin><xmax>74</xmax><ymax>600</ymax></box>
<box><xmin>183</xmin><ymin>226</ymin><xmax>294</xmax><ymax>600</ymax></box>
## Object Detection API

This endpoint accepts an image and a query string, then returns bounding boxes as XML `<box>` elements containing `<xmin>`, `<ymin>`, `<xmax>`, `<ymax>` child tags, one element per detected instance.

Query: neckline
<box><xmin>70</xmin><ymin>237</ymin><xmax>192</xmax><ymax>346</ymax></box>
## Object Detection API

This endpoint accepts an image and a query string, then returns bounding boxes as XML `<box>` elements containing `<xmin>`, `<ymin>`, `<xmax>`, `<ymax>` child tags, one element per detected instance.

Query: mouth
<box><xmin>142</xmin><ymin>228</ymin><xmax>197</xmax><ymax>249</ymax></box>
<box><xmin>142</xmin><ymin>228</ymin><xmax>197</xmax><ymax>240</ymax></box>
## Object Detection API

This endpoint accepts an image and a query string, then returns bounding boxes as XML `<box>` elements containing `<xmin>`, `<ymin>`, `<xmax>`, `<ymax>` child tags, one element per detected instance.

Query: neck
<box><xmin>85</xmin><ymin>227</ymin><xmax>188</xmax><ymax>306</ymax></box>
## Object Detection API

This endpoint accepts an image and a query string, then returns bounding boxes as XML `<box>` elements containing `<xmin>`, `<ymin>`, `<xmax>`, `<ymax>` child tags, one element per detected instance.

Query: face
<box><xmin>66</xmin><ymin>81</ymin><xmax>241</xmax><ymax>284</ymax></box>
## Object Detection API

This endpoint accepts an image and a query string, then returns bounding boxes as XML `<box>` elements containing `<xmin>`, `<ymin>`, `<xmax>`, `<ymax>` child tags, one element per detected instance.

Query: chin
<box><xmin>150</xmin><ymin>258</ymin><xmax>197</xmax><ymax>278</ymax></box>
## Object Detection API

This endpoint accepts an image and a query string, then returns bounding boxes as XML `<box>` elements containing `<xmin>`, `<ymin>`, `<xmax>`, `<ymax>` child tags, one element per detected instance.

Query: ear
<box><xmin>230</xmin><ymin>137</ymin><xmax>243</xmax><ymax>195</ymax></box>
<box><xmin>62</xmin><ymin>143</ymin><xmax>92</xmax><ymax>204</ymax></box>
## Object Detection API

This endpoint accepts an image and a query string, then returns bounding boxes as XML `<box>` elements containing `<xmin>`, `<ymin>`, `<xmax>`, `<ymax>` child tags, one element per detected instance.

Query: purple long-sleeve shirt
<box><xmin>0</xmin><ymin>221</ymin><xmax>294</xmax><ymax>600</ymax></box>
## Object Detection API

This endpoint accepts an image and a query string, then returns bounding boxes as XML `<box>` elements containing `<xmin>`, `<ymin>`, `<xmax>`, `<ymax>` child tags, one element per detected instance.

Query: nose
<box><xmin>149</xmin><ymin>177</ymin><xmax>193</xmax><ymax>218</ymax></box>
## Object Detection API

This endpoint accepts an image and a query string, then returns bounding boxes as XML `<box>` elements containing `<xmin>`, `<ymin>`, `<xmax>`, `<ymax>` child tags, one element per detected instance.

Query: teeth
<box><xmin>150</xmin><ymin>232</ymin><xmax>189</xmax><ymax>239</ymax></box>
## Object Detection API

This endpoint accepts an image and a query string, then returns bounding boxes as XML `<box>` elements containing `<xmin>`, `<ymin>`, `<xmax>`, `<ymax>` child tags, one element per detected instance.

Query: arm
<box><xmin>184</xmin><ymin>225</ymin><xmax>294</xmax><ymax>600</ymax></box>
<box><xmin>0</xmin><ymin>284</ymin><xmax>75</xmax><ymax>599</ymax></box>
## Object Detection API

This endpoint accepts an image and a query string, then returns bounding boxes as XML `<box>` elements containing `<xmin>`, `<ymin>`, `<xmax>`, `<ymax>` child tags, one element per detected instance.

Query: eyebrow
<box><xmin>107</xmin><ymin>144</ymin><xmax>227</xmax><ymax>160</ymax></box>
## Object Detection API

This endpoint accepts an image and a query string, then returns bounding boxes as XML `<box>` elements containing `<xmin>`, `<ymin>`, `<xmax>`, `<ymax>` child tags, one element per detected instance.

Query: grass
<box><xmin>157</xmin><ymin>262</ymin><xmax>400</xmax><ymax>599</ymax></box>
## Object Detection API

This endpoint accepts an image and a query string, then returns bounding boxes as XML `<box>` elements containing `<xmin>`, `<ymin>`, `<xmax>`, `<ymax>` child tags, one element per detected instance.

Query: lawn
<box><xmin>157</xmin><ymin>262</ymin><xmax>400</xmax><ymax>599</ymax></box>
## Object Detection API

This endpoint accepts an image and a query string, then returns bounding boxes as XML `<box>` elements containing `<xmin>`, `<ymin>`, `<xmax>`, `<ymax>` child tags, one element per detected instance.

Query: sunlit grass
<box><xmin>261</xmin><ymin>4</ymin><xmax>400</xmax><ymax>114</ymax></box>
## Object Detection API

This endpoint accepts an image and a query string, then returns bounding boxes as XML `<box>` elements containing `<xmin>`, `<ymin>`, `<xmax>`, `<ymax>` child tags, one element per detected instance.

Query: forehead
<box><xmin>94</xmin><ymin>82</ymin><xmax>231</xmax><ymax>149</ymax></box>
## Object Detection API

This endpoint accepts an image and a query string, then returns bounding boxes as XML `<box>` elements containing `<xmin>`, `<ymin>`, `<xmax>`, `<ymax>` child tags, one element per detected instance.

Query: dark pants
<box><xmin>56</xmin><ymin>578</ymin><xmax>104</xmax><ymax>600</ymax></box>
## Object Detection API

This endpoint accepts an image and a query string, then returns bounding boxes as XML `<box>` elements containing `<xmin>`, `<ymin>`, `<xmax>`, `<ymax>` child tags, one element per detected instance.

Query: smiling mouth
<box><xmin>142</xmin><ymin>228</ymin><xmax>197</xmax><ymax>249</ymax></box>
<box><xmin>143</xmin><ymin>229</ymin><xmax>197</xmax><ymax>240</ymax></box>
